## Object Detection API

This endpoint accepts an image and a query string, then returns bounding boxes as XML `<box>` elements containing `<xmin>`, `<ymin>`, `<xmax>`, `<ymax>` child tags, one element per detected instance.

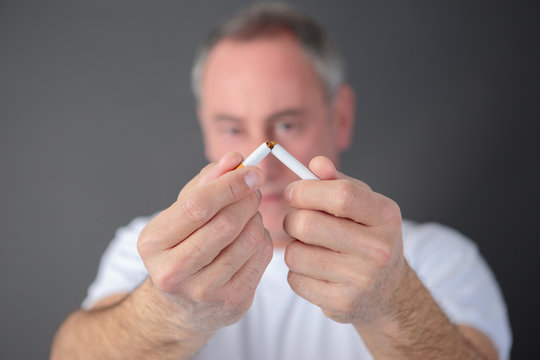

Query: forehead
<box><xmin>200</xmin><ymin>33</ymin><xmax>326</xmax><ymax>116</ymax></box>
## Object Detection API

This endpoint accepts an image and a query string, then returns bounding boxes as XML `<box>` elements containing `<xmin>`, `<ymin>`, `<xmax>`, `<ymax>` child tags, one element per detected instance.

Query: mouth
<box><xmin>260</xmin><ymin>180</ymin><xmax>290</xmax><ymax>205</ymax></box>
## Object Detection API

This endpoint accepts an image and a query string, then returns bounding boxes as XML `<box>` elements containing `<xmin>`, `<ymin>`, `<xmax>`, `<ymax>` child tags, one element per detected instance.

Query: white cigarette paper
<box><xmin>271</xmin><ymin>144</ymin><xmax>320</xmax><ymax>180</ymax></box>
<box><xmin>238</xmin><ymin>141</ymin><xmax>319</xmax><ymax>180</ymax></box>
<box><xmin>240</xmin><ymin>142</ymin><xmax>272</xmax><ymax>167</ymax></box>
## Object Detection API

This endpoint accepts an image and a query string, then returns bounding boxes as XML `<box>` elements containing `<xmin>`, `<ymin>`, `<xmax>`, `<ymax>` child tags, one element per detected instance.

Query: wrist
<box><xmin>353</xmin><ymin>263</ymin><xmax>479</xmax><ymax>359</ymax></box>
<box><xmin>354</xmin><ymin>262</ymin><xmax>420</xmax><ymax>343</ymax></box>
<box><xmin>129</xmin><ymin>279</ymin><xmax>215</xmax><ymax>349</ymax></box>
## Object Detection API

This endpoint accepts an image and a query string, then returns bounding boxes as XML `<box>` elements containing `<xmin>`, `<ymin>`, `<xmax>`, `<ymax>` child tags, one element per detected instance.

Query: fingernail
<box><xmin>255</xmin><ymin>189</ymin><xmax>262</xmax><ymax>200</ymax></box>
<box><xmin>283</xmin><ymin>184</ymin><xmax>294</xmax><ymax>202</ymax></box>
<box><xmin>244</xmin><ymin>169</ymin><xmax>263</xmax><ymax>189</ymax></box>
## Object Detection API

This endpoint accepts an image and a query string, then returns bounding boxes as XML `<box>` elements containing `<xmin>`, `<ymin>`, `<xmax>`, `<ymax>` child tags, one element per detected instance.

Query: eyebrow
<box><xmin>213</xmin><ymin>108</ymin><xmax>305</xmax><ymax>124</ymax></box>
<box><xmin>267</xmin><ymin>108</ymin><xmax>305</xmax><ymax>122</ymax></box>
<box><xmin>214</xmin><ymin>114</ymin><xmax>243</xmax><ymax>123</ymax></box>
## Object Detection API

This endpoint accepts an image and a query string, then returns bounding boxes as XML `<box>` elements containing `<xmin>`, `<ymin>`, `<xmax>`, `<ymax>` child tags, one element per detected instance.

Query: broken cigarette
<box><xmin>237</xmin><ymin>141</ymin><xmax>319</xmax><ymax>180</ymax></box>
<box><xmin>237</xmin><ymin>142</ymin><xmax>272</xmax><ymax>168</ymax></box>
<box><xmin>270</xmin><ymin>143</ymin><xmax>319</xmax><ymax>180</ymax></box>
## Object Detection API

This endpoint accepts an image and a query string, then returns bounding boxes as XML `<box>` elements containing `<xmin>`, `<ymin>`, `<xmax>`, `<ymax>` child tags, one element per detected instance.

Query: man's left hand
<box><xmin>282</xmin><ymin>156</ymin><xmax>408</xmax><ymax>326</ymax></box>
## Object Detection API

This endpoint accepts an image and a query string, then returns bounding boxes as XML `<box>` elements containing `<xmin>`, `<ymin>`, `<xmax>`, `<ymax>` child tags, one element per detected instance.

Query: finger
<box><xmin>225</xmin><ymin>229</ymin><xmax>273</xmax><ymax>298</ymax></box>
<box><xmin>197</xmin><ymin>152</ymin><xmax>245</xmax><ymax>186</ymax></box>
<box><xmin>160</xmin><ymin>191</ymin><xmax>261</xmax><ymax>277</ymax></box>
<box><xmin>142</xmin><ymin>165</ymin><xmax>265</xmax><ymax>252</ymax></box>
<box><xmin>195</xmin><ymin>212</ymin><xmax>267</xmax><ymax>288</ymax></box>
<box><xmin>283</xmin><ymin>209</ymin><xmax>398</xmax><ymax>271</ymax></box>
<box><xmin>284</xmin><ymin>240</ymin><xmax>347</xmax><ymax>283</ymax></box>
<box><xmin>289</xmin><ymin>267</ymin><xmax>385</xmax><ymax>324</ymax></box>
<box><xmin>283</xmin><ymin>209</ymin><xmax>365</xmax><ymax>254</ymax></box>
<box><xmin>287</xmin><ymin>271</ymin><xmax>341</xmax><ymax>311</ymax></box>
<box><xmin>283</xmin><ymin>178</ymin><xmax>397</xmax><ymax>227</ymax></box>
<box><xmin>180</xmin><ymin>152</ymin><xmax>244</xmax><ymax>196</ymax></box>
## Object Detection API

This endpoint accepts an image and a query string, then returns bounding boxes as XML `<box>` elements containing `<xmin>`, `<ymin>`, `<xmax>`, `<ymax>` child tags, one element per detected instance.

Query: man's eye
<box><xmin>276</xmin><ymin>122</ymin><xmax>296</xmax><ymax>132</ymax></box>
<box><xmin>221</xmin><ymin>127</ymin><xmax>243</xmax><ymax>135</ymax></box>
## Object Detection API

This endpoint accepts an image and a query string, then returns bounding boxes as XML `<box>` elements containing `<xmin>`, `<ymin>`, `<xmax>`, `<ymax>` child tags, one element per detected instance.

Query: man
<box><xmin>51</xmin><ymin>3</ymin><xmax>511</xmax><ymax>359</ymax></box>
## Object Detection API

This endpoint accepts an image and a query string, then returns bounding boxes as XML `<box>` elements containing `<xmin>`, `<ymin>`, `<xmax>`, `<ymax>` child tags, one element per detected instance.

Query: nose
<box><xmin>256</xmin><ymin>151</ymin><xmax>278</xmax><ymax>180</ymax></box>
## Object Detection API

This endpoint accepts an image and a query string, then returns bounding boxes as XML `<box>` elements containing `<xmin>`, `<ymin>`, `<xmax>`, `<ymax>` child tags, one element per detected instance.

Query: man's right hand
<box><xmin>137</xmin><ymin>152</ymin><xmax>273</xmax><ymax>340</ymax></box>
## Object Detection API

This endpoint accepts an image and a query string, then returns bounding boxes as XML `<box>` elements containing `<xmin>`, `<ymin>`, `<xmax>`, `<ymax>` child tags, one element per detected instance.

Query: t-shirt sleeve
<box><xmin>81</xmin><ymin>216</ymin><xmax>151</xmax><ymax>309</ymax></box>
<box><xmin>402</xmin><ymin>222</ymin><xmax>512</xmax><ymax>360</ymax></box>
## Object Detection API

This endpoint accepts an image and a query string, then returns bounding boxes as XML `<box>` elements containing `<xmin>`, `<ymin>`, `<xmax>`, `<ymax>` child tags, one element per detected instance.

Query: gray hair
<box><xmin>191</xmin><ymin>2</ymin><xmax>345</xmax><ymax>102</ymax></box>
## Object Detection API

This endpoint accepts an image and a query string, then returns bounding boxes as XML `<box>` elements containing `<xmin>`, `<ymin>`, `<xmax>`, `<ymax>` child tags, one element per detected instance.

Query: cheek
<box><xmin>286</xmin><ymin>128</ymin><xmax>336</xmax><ymax>165</ymax></box>
<box><xmin>203</xmin><ymin>132</ymin><xmax>230</xmax><ymax>162</ymax></box>
<box><xmin>204</xmin><ymin>134</ymin><xmax>260</xmax><ymax>163</ymax></box>
<box><xmin>206</xmin><ymin>143</ymin><xmax>239</xmax><ymax>163</ymax></box>
<box><xmin>201</xmin><ymin>126</ymin><xmax>238</xmax><ymax>161</ymax></box>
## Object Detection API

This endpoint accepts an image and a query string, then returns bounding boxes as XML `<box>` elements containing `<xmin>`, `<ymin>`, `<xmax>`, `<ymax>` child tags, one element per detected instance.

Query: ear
<box><xmin>332</xmin><ymin>84</ymin><xmax>355</xmax><ymax>151</ymax></box>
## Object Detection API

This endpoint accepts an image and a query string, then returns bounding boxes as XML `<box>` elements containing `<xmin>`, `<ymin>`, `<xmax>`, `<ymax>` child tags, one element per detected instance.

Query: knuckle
<box><xmin>242</xmin><ymin>224</ymin><xmax>261</xmax><ymax>249</ymax></box>
<box><xmin>245</xmin><ymin>264</ymin><xmax>263</xmax><ymax>283</ymax></box>
<box><xmin>296</xmin><ymin>211</ymin><xmax>312</xmax><ymax>236</ymax></box>
<box><xmin>282</xmin><ymin>212</ymin><xmax>293</xmax><ymax>235</ymax></box>
<box><xmin>334</xmin><ymin>297</ymin><xmax>354</xmax><ymax>316</ymax></box>
<box><xmin>254</xmin><ymin>210</ymin><xmax>264</xmax><ymax>225</ymax></box>
<box><xmin>284</xmin><ymin>241</ymin><xmax>300</xmax><ymax>268</ymax></box>
<box><xmin>153</xmin><ymin>270</ymin><xmax>177</xmax><ymax>294</ymax></box>
<box><xmin>254</xmin><ymin>229</ymin><xmax>273</xmax><ymax>265</ymax></box>
<box><xmin>287</xmin><ymin>271</ymin><xmax>305</xmax><ymax>296</ymax></box>
<box><xmin>223</xmin><ymin>292</ymin><xmax>247</xmax><ymax>312</ymax></box>
<box><xmin>286</xmin><ymin>270</ymin><xmax>297</xmax><ymax>288</ymax></box>
<box><xmin>334</xmin><ymin>181</ymin><xmax>357</xmax><ymax>215</ymax></box>
<box><xmin>284</xmin><ymin>249</ymin><xmax>293</xmax><ymax>268</ymax></box>
<box><xmin>372</xmin><ymin>241</ymin><xmax>394</xmax><ymax>266</ymax></box>
<box><xmin>213</xmin><ymin>212</ymin><xmax>239</xmax><ymax>239</ymax></box>
<box><xmin>137</xmin><ymin>231</ymin><xmax>151</xmax><ymax>257</ymax></box>
<box><xmin>225</xmin><ymin>177</ymin><xmax>245</xmax><ymax>200</ymax></box>
<box><xmin>360</xmin><ymin>273</ymin><xmax>377</xmax><ymax>291</ymax></box>
<box><xmin>198</xmin><ymin>162</ymin><xmax>214</xmax><ymax>178</ymax></box>
<box><xmin>349</xmin><ymin>271</ymin><xmax>366</xmax><ymax>289</ymax></box>
<box><xmin>244</xmin><ymin>218</ymin><xmax>265</xmax><ymax>247</ymax></box>
<box><xmin>248</xmin><ymin>192</ymin><xmax>261</xmax><ymax>210</ymax></box>
<box><xmin>182</xmin><ymin>194</ymin><xmax>210</xmax><ymax>224</ymax></box>
<box><xmin>262</xmin><ymin>233</ymin><xmax>273</xmax><ymax>257</ymax></box>
<box><xmin>185</xmin><ymin>239</ymin><xmax>206</xmax><ymax>261</ymax></box>
<box><xmin>189</xmin><ymin>283</ymin><xmax>215</xmax><ymax>304</ymax></box>
<box><xmin>261</xmin><ymin>244</ymin><xmax>273</xmax><ymax>265</ymax></box>
<box><xmin>319</xmin><ymin>257</ymin><xmax>336</xmax><ymax>275</ymax></box>
<box><xmin>381</xmin><ymin>199</ymin><xmax>402</xmax><ymax>225</ymax></box>
<box><xmin>190</xmin><ymin>286</ymin><xmax>206</xmax><ymax>304</ymax></box>
<box><xmin>357</xmin><ymin>180</ymin><xmax>372</xmax><ymax>191</ymax></box>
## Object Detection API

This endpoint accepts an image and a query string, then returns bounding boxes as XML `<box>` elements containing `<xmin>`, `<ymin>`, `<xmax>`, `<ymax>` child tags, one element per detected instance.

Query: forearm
<box><xmin>51</xmin><ymin>279</ymin><xmax>212</xmax><ymax>360</ymax></box>
<box><xmin>355</xmin><ymin>264</ymin><xmax>493</xmax><ymax>360</ymax></box>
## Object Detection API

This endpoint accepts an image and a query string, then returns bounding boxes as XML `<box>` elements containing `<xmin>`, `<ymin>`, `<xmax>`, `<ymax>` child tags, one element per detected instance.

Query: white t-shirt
<box><xmin>83</xmin><ymin>217</ymin><xmax>512</xmax><ymax>359</ymax></box>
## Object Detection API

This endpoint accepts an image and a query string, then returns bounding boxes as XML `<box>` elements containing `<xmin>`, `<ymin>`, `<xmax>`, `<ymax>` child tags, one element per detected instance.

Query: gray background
<box><xmin>1</xmin><ymin>0</ymin><xmax>538</xmax><ymax>358</ymax></box>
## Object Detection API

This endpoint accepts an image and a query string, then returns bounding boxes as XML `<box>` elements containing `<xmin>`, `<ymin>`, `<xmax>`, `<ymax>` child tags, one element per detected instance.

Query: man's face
<box><xmin>198</xmin><ymin>33</ymin><xmax>352</xmax><ymax>247</ymax></box>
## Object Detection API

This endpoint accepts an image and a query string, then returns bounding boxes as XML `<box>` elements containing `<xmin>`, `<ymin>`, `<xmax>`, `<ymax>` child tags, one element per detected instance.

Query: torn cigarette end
<box><xmin>265</xmin><ymin>140</ymin><xmax>277</xmax><ymax>149</ymax></box>
<box><xmin>234</xmin><ymin>141</ymin><xmax>319</xmax><ymax>180</ymax></box>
